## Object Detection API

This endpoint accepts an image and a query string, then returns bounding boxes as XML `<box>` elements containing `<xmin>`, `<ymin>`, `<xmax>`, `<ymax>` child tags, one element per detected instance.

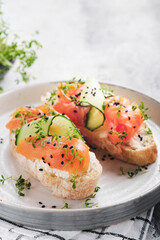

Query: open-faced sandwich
<box><xmin>42</xmin><ymin>77</ymin><xmax>157</xmax><ymax>166</ymax></box>
<box><xmin>6</xmin><ymin>106</ymin><xmax>102</xmax><ymax>199</ymax></box>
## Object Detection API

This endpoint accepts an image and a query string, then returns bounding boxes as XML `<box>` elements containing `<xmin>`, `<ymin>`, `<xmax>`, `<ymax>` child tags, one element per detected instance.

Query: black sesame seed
<box><xmin>113</xmin><ymin>102</ymin><xmax>120</xmax><ymax>106</ymax></box>
<box><xmin>108</xmin><ymin>154</ymin><xmax>111</xmax><ymax>157</ymax></box>
<box><xmin>47</xmin><ymin>142</ymin><xmax>50</xmax><ymax>144</ymax></box>
<box><xmin>85</xmin><ymin>92</ymin><xmax>88</xmax><ymax>94</ymax></box>
<box><xmin>101</xmin><ymin>158</ymin><xmax>105</xmax><ymax>161</ymax></box>
<box><xmin>37</xmin><ymin>113</ymin><xmax>41</xmax><ymax>115</ymax></box>
<box><xmin>138</xmin><ymin>135</ymin><xmax>143</xmax><ymax>141</ymax></box>
<box><xmin>53</xmin><ymin>143</ymin><xmax>56</xmax><ymax>146</ymax></box>
<box><xmin>39</xmin><ymin>168</ymin><xmax>43</xmax><ymax>171</ymax></box>
<box><xmin>125</xmin><ymin>110</ymin><xmax>128</xmax><ymax>113</ymax></box>
<box><xmin>70</xmin><ymin>146</ymin><xmax>73</xmax><ymax>149</ymax></box>
<box><xmin>73</xmin><ymin>110</ymin><xmax>77</xmax><ymax>113</ymax></box>
<box><xmin>118</xmin><ymin>110</ymin><xmax>121</xmax><ymax>112</ymax></box>
<box><xmin>133</xmin><ymin>126</ymin><xmax>136</xmax><ymax>128</ymax></box>
<box><xmin>58</xmin><ymin>95</ymin><xmax>60</xmax><ymax>98</ymax></box>
<box><xmin>48</xmin><ymin>163</ymin><xmax>50</xmax><ymax>166</ymax></box>
<box><xmin>27</xmin><ymin>124</ymin><xmax>30</xmax><ymax>127</ymax></box>
<box><xmin>63</xmin><ymin>144</ymin><xmax>68</xmax><ymax>148</ymax></box>
<box><xmin>128</xmin><ymin>117</ymin><xmax>131</xmax><ymax>120</ymax></box>
<box><xmin>42</xmin><ymin>157</ymin><xmax>45</xmax><ymax>160</ymax></box>
<box><xmin>86</xmin><ymin>86</ymin><xmax>89</xmax><ymax>89</ymax></box>
<box><xmin>59</xmin><ymin>136</ymin><xmax>61</xmax><ymax>138</ymax></box>
<box><xmin>142</xmin><ymin>166</ymin><xmax>148</xmax><ymax>170</ymax></box>
<box><xmin>50</xmin><ymin>154</ymin><xmax>53</xmax><ymax>158</ymax></box>
<box><xmin>41</xmin><ymin>205</ymin><xmax>45</xmax><ymax>208</ymax></box>
<box><xmin>75</xmin><ymin>93</ymin><xmax>81</xmax><ymax>97</ymax></box>
<box><xmin>103</xmin><ymin>154</ymin><xmax>106</xmax><ymax>158</ymax></box>
<box><xmin>26</xmin><ymin>106</ymin><xmax>31</xmax><ymax>108</ymax></box>
<box><xmin>39</xmin><ymin>201</ymin><xmax>42</xmax><ymax>204</ymax></box>
<box><xmin>43</xmin><ymin>160</ymin><xmax>46</xmax><ymax>163</ymax></box>
<box><xmin>83</xmin><ymin>96</ymin><xmax>85</xmax><ymax>99</ymax></box>
<box><xmin>52</xmin><ymin>205</ymin><xmax>56</xmax><ymax>208</ymax></box>
<box><xmin>29</xmin><ymin>135</ymin><xmax>32</xmax><ymax>137</ymax></box>
<box><xmin>62</xmin><ymin>113</ymin><xmax>65</xmax><ymax>115</ymax></box>
<box><xmin>61</xmin><ymin>161</ymin><xmax>64</xmax><ymax>165</ymax></box>
<box><xmin>110</xmin><ymin>157</ymin><xmax>114</xmax><ymax>160</ymax></box>
<box><xmin>92</xmin><ymin>147</ymin><xmax>96</xmax><ymax>150</ymax></box>
<box><xmin>61</xmin><ymin>154</ymin><xmax>64</xmax><ymax>158</ymax></box>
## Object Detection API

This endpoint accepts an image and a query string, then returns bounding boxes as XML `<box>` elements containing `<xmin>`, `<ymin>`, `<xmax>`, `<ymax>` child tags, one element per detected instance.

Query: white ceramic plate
<box><xmin>0</xmin><ymin>82</ymin><xmax>159</xmax><ymax>230</ymax></box>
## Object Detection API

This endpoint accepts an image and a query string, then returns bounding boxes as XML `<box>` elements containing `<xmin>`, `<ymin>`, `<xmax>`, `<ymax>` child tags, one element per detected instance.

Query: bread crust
<box><xmin>79</xmin><ymin>126</ymin><xmax>157</xmax><ymax>166</ymax></box>
<box><xmin>10</xmin><ymin>135</ymin><xmax>102</xmax><ymax>199</ymax></box>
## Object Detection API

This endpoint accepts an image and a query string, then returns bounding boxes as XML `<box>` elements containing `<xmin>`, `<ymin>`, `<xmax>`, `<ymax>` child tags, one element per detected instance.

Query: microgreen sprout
<box><xmin>120</xmin><ymin>166</ymin><xmax>147</xmax><ymax>178</ymax></box>
<box><xmin>85</xmin><ymin>194</ymin><xmax>98</xmax><ymax>208</ymax></box>
<box><xmin>145</xmin><ymin>128</ymin><xmax>152</xmax><ymax>135</ymax></box>
<box><xmin>0</xmin><ymin>174</ymin><xmax>31</xmax><ymax>196</ymax></box>
<box><xmin>95</xmin><ymin>186</ymin><xmax>101</xmax><ymax>192</ymax></box>
<box><xmin>61</xmin><ymin>202</ymin><xmax>69</xmax><ymax>209</ymax></box>
<box><xmin>139</xmin><ymin>102</ymin><xmax>150</xmax><ymax>120</ymax></box>
<box><xmin>0</xmin><ymin>5</ymin><xmax>42</xmax><ymax>91</ymax></box>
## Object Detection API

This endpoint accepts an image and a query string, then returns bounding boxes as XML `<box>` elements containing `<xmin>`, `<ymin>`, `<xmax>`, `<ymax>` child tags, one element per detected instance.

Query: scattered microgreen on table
<box><xmin>0</xmin><ymin>174</ymin><xmax>31</xmax><ymax>196</ymax></box>
<box><xmin>85</xmin><ymin>194</ymin><xmax>98</xmax><ymax>208</ymax></box>
<box><xmin>95</xmin><ymin>186</ymin><xmax>101</xmax><ymax>192</ymax></box>
<box><xmin>120</xmin><ymin>166</ymin><xmax>147</xmax><ymax>178</ymax></box>
<box><xmin>61</xmin><ymin>202</ymin><xmax>69</xmax><ymax>209</ymax></box>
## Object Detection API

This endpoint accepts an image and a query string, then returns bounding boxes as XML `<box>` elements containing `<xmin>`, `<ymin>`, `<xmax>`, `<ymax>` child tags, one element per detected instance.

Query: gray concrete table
<box><xmin>1</xmin><ymin>0</ymin><xmax>160</xmax><ymax>239</ymax></box>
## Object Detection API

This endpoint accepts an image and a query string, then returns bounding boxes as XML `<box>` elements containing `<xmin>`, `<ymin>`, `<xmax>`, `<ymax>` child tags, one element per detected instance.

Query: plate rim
<box><xmin>0</xmin><ymin>80</ymin><xmax>159</xmax><ymax>105</ymax></box>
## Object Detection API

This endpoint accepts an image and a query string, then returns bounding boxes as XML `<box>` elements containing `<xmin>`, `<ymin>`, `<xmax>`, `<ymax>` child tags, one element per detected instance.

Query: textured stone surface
<box><xmin>1</xmin><ymin>0</ymin><xmax>160</xmax><ymax>102</ymax></box>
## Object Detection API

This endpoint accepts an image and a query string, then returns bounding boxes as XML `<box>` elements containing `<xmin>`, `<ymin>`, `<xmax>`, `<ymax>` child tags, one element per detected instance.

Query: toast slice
<box><xmin>10</xmin><ymin>134</ymin><xmax>102</xmax><ymax>199</ymax></box>
<box><xmin>41</xmin><ymin>78</ymin><xmax>158</xmax><ymax>166</ymax></box>
<box><xmin>79</xmin><ymin>122</ymin><xmax>157</xmax><ymax>166</ymax></box>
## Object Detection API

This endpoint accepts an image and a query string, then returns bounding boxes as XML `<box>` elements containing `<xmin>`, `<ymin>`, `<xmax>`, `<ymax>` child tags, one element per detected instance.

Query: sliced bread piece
<box><xmin>10</xmin><ymin>134</ymin><xmax>102</xmax><ymax>199</ymax></box>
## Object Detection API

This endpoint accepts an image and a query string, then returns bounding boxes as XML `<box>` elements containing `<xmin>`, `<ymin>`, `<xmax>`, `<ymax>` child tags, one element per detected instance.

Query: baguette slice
<box><xmin>79</xmin><ymin>122</ymin><xmax>157</xmax><ymax>166</ymax></box>
<box><xmin>10</xmin><ymin>134</ymin><xmax>102</xmax><ymax>200</ymax></box>
<box><xmin>41</xmin><ymin>82</ymin><xmax>158</xmax><ymax>166</ymax></box>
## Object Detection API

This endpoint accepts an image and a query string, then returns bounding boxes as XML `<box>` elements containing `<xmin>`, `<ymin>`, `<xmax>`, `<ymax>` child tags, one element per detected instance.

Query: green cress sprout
<box><xmin>120</xmin><ymin>166</ymin><xmax>147</xmax><ymax>178</ymax></box>
<box><xmin>0</xmin><ymin>3</ymin><xmax>42</xmax><ymax>92</ymax></box>
<box><xmin>0</xmin><ymin>174</ymin><xmax>31</xmax><ymax>196</ymax></box>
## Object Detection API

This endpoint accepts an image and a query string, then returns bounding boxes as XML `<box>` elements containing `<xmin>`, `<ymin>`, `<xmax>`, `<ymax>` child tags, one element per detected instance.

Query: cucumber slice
<box><xmin>80</xmin><ymin>77</ymin><xmax>105</xmax><ymax>111</ymax></box>
<box><xmin>16</xmin><ymin>115</ymin><xmax>84</xmax><ymax>145</ymax></box>
<box><xmin>86</xmin><ymin>107</ymin><xmax>105</xmax><ymax>131</ymax></box>
<box><xmin>16</xmin><ymin>116</ymin><xmax>54</xmax><ymax>145</ymax></box>
<box><xmin>79</xmin><ymin>77</ymin><xmax>105</xmax><ymax>131</ymax></box>
<box><xmin>49</xmin><ymin>115</ymin><xmax>84</xmax><ymax>141</ymax></box>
